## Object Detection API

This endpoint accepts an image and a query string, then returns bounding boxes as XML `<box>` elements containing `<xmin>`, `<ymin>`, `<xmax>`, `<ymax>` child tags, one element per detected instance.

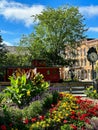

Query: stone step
<box><xmin>71</xmin><ymin>90</ymin><xmax>85</xmax><ymax>94</ymax></box>
<box><xmin>73</xmin><ymin>94</ymin><xmax>87</xmax><ymax>97</ymax></box>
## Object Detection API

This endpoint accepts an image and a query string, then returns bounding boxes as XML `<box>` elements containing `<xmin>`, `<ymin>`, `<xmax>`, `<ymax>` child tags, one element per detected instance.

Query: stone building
<box><xmin>64</xmin><ymin>39</ymin><xmax>98</xmax><ymax>81</ymax></box>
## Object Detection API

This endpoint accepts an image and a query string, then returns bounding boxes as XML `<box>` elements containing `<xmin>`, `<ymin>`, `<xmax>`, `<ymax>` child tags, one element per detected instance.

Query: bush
<box><xmin>42</xmin><ymin>91</ymin><xmax>60</xmax><ymax>109</ymax></box>
<box><xmin>23</xmin><ymin>101</ymin><xmax>43</xmax><ymax>119</ymax></box>
<box><xmin>3</xmin><ymin>72</ymin><xmax>49</xmax><ymax>108</ymax></box>
<box><xmin>85</xmin><ymin>86</ymin><xmax>98</xmax><ymax>99</ymax></box>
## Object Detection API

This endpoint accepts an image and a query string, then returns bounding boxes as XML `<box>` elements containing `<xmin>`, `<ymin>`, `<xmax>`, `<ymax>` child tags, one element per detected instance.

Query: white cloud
<box><xmin>3</xmin><ymin>41</ymin><xmax>13</xmax><ymax>46</ymax></box>
<box><xmin>1</xmin><ymin>29</ymin><xmax>14</xmax><ymax>35</ymax></box>
<box><xmin>0</xmin><ymin>0</ymin><xmax>45</xmax><ymax>27</ymax></box>
<box><xmin>89</xmin><ymin>27</ymin><xmax>98</xmax><ymax>32</ymax></box>
<box><xmin>79</xmin><ymin>5</ymin><xmax>98</xmax><ymax>17</ymax></box>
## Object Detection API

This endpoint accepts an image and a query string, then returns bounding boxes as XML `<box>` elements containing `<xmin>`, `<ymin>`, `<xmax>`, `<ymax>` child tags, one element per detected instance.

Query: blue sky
<box><xmin>0</xmin><ymin>0</ymin><xmax>98</xmax><ymax>46</ymax></box>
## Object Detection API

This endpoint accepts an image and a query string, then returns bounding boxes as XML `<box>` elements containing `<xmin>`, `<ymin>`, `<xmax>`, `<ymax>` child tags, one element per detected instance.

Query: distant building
<box><xmin>5</xmin><ymin>39</ymin><xmax>98</xmax><ymax>81</ymax></box>
<box><xmin>64</xmin><ymin>39</ymin><xmax>98</xmax><ymax>81</ymax></box>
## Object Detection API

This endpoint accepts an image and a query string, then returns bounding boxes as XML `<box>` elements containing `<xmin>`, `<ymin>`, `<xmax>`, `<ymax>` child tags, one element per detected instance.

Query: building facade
<box><xmin>64</xmin><ymin>39</ymin><xmax>98</xmax><ymax>81</ymax></box>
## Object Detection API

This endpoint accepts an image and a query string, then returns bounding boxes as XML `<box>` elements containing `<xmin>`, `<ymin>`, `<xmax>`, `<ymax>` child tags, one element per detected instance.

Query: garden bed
<box><xmin>81</xmin><ymin>97</ymin><xmax>98</xmax><ymax>105</ymax></box>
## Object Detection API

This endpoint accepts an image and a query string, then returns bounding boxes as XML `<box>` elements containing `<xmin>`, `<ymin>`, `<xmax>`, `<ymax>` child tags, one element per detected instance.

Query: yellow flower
<box><xmin>56</xmin><ymin>118</ymin><xmax>60</xmax><ymax>122</ymax></box>
<box><xmin>36</xmin><ymin>121</ymin><xmax>40</xmax><ymax>125</ymax></box>
<box><xmin>93</xmin><ymin>90</ymin><xmax>96</xmax><ymax>93</ymax></box>
<box><xmin>27</xmin><ymin>90</ymin><xmax>30</xmax><ymax>96</ymax></box>
<box><xmin>65</xmin><ymin>113</ymin><xmax>69</xmax><ymax>117</ymax></box>
<box><xmin>46</xmin><ymin>124</ymin><xmax>49</xmax><ymax>127</ymax></box>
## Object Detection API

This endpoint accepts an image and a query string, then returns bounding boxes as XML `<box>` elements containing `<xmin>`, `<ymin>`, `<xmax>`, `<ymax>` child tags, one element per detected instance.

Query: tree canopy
<box><xmin>20</xmin><ymin>5</ymin><xmax>87</xmax><ymax>66</ymax></box>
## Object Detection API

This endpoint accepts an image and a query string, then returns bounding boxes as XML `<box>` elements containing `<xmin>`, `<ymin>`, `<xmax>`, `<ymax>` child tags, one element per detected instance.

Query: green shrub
<box><xmin>3</xmin><ymin>72</ymin><xmax>49</xmax><ymax>108</ymax></box>
<box><xmin>23</xmin><ymin>100</ymin><xmax>43</xmax><ymax>118</ymax></box>
<box><xmin>42</xmin><ymin>93</ymin><xmax>53</xmax><ymax>109</ymax></box>
<box><xmin>52</xmin><ymin>91</ymin><xmax>60</xmax><ymax>104</ymax></box>
<box><xmin>85</xmin><ymin>86</ymin><xmax>98</xmax><ymax>99</ymax></box>
<box><xmin>42</xmin><ymin>91</ymin><xmax>59</xmax><ymax>109</ymax></box>
<box><xmin>61</xmin><ymin>124</ymin><xmax>73</xmax><ymax>130</ymax></box>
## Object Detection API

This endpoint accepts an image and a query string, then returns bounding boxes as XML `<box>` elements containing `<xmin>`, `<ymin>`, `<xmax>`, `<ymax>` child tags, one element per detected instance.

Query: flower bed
<box><xmin>0</xmin><ymin>72</ymin><xmax>98</xmax><ymax>130</ymax></box>
<box><xmin>0</xmin><ymin>92</ymin><xmax>98</xmax><ymax>130</ymax></box>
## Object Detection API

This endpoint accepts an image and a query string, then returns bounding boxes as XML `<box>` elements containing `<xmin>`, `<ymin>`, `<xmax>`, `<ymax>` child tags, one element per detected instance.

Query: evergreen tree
<box><xmin>0</xmin><ymin>35</ymin><xmax>8</xmax><ymax>67</ymax></box>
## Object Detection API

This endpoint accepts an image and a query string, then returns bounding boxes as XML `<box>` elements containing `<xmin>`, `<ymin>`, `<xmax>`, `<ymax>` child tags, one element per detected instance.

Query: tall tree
<box><xmin>0</xmin><ymin>35</ymin><xmax>8</xmax><ymax>67</ymax></box>
<box><xmin>20</xmin><ymin>5</ymin><xmax>87</xmax><ymax>66</ymax></box>
<box><xmin>0</xmin><ymin>35</ymin><xmax>8</xmax><ymax>80</ymax></box>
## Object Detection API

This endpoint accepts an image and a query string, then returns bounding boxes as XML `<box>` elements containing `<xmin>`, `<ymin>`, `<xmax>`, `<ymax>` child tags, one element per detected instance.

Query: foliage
<box><xmin>85</xmin><ymin>86</ymin><xmax>98</xmax><ymax>99</ymax></box>
<box><xmin>0</xmin><ymin>100</ymin><xmax>43</xmax><ymax>130</ymax></box>
<box><xmin>6</xmin><ymin>45</ymin><xmax>31</xmax><ymax>66</ymax></box>
<box><xmin>42</xmin><ymin>93</ymin><xmax>53</xmax><ymax>109</ymax></box>
<box><xmin>0</xmin><ymin>93</ymin><xmax>5</xmax><ymax>103</ymax></box>
<box><xmin>42</xmin><ymin>91</ymin><xmax>60</xmax><ymax>109</ymax></box>
<box><xmin>3</xmin><ymin>72</ymin><xmax>49</xmax><ymax>108</ymax></box>
<box><xmin>0</xmin><ymin>92</ymin><xmax>98</xmax><ymax>129</ymax></box>
<box><xmin>23</xmin><ymin>101</ymin><xmax>43</xmax><ymax>119</ymax></box>
<box><xmin>19</xmin><ymin>5</ymin><xmax>86</xmax><ymax>66</ymax></box>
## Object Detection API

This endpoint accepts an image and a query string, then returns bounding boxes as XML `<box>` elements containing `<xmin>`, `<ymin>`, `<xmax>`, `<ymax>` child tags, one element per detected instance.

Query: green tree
<box><xmin>0</xmin><ymin>35</ymin><xmax>8</xmax><ymax>80</ymax></box>
<box><xmin>6</xmin><ymin>46</ymin><xmax>31</xmax><ymax>67</ymax></box>
<box><xmin>0</xmin><ymin>35</ymin><xmax>8</xmax><ymax>67</ymax></box>
<box><xmin>20</xmin><ymin>5</ymin><xmax>87</xmax><ymax>66</ymax></box>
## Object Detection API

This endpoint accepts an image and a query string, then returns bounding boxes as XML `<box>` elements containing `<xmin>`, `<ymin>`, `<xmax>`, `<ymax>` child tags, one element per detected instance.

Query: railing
<box><xmin>49</xmin><ymin>81</ymin><xmax>93</xmax><ymax>95</ymax></box>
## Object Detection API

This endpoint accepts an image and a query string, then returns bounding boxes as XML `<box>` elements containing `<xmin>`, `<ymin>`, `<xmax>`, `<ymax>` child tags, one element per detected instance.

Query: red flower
<box><xmin>9</xmin><ymin>123</ymin><xmax>13</xmax><ymax>127</ymax></box>
<box><xmin>0</xmin><ymin>125</ymin><xmax>7</xmax><ymax>130</ymax></box>
<box><xmin>70</xmin><ymin>124</ymin><xmax>77</xmax><ymax>130</ymax></box>
<box><xmin>70</xmin><ymin>115</ymin><xmax>76</xmax><ymax>119</ymax></box>
<box><xmin>31</xmin><ymin>117</ymin><xmax>37</xmax><ymax>122</ymax></box>
<box><xmin>59</xmin><ymin>93</ymin><xmax>63</xmax><ymax>98</ymax></box>
<box><xmin>71</xmin><ymin>111</ymin><xmax>75</xmax><ymax>115</ymax></box>
<box><xmin>85</xmin><ymin>118</ymin><xmax>90</xmax><ymax>124</ymax></box>
<box><xmin>63</xmin><ymin>119</ymin><xmax>67</xmax><ymax>123</ymax></box>
<box><xmin>79</xmin><ymin>113</ymin><xmax>88</xmax><ymax>121</ymax></box>
<box><xmin>39</xmin><ymin>115</ymin><xmax>45</xmax><ymax>120</ymax></box>
<box><xmin>23</xmin><ymin>118</ymin><xmax>29</xmax><ymax>124</ymax></box>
